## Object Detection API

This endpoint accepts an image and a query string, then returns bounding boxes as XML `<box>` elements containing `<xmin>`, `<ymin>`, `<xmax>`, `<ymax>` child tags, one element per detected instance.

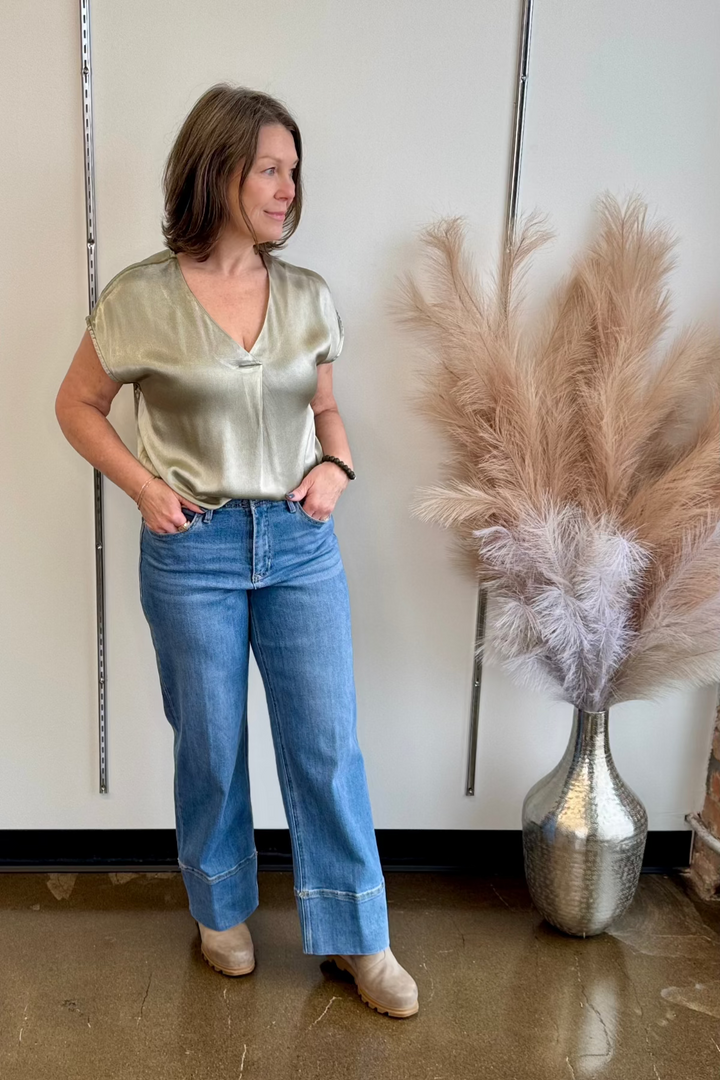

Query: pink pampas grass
<box><xmin>389</xmin><ymin>193</ymin><xmax>720</xmax><ymax>710</ymax></box>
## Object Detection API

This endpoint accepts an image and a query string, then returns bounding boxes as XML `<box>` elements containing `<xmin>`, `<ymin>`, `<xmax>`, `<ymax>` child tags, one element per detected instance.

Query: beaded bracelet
<box><xmin>321</xmin><ymin>455</ymin><xmax>356</xmax><ymax>480</ymax></box>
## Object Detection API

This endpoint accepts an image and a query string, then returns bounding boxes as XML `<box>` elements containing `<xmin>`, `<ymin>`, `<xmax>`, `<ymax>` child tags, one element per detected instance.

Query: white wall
<box><xmin>1</xmin><ymin>0</ymin><xmax>716</xmax><ymax>833</ymax></box>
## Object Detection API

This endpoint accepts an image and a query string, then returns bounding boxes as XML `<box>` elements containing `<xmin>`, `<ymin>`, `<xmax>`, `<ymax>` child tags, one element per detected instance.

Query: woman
<box><xmin>55</xmin><ymin>84</ymin><xmax>418</xmax><ymax>1019</ymax></box>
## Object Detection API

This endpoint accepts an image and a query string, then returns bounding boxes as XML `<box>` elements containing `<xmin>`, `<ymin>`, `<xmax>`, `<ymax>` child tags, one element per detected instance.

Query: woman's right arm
<box><xmin>55</xmin><ymin>331</ymin><xmax>202</xmax><ymax>531</ymax></box>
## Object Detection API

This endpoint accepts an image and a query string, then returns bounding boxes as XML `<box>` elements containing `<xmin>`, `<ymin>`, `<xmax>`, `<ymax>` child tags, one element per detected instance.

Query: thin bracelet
<box><xmin>321</xmin><ymin>455</ymin><xmax>356</xmax><ymax>480</ymax></box>
<box><xmin>136</xmin><ymin>475</ymin><xmax>161</xmax><ymax>508</ymax></box>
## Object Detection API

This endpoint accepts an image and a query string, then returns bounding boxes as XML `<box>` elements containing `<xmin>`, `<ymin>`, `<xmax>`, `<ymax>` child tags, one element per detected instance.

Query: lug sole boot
<box><xmin>328</xmin><ymin>948</ymin><xmax>419</xmax><ymax>1017</ymax></box>
<box><xmin>197</xmin><ymin>920</ymin><xmax>256</xmax><ymax>976</ymax></box>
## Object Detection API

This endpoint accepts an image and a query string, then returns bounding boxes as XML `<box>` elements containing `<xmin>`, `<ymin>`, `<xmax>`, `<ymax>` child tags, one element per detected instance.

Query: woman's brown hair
<box><xmin>161</xmin><ymin>83</ymin><xmax>303</xmax><ymax>261</ymax></box>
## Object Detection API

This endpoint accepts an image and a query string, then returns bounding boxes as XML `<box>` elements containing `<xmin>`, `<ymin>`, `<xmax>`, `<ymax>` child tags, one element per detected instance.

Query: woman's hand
<box><xmin>139</xmin><ymin>477</ymin><xmax>204</xmax><ymax>534</ymax></box>
<box><xmin>287</xmin><ymin>462</ymin><xmax>349</xmax><ymax>521</ymax></box>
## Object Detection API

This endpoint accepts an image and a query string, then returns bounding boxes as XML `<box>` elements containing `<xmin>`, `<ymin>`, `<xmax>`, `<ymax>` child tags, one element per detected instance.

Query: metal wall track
<box><xmin>80</xmin><ymin>0</ymin><xmax>108</xmax><ymax>794</ymax></box>
<box><xmin>465</xmin><ymin>0</ymin><xmax>534</xmax><ymax>795</ymax></box>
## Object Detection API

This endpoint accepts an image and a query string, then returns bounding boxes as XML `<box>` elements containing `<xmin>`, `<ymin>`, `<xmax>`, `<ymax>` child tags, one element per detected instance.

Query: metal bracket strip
<box><xmin>466</xmin><ymin>0</ymin><xmax>534</xmax><ymax>795</ymax></box>
<box><xmin>80</xmin><ymin>0</ymin><xmax>108</xmax><ymax>794</ymax></box>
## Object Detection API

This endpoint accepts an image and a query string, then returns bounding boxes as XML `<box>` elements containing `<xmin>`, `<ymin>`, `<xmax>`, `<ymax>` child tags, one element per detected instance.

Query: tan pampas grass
<box><xmin>389</xmin><ymin>193</ymin><xmax>720</xmax><ymax>710</ymax></box>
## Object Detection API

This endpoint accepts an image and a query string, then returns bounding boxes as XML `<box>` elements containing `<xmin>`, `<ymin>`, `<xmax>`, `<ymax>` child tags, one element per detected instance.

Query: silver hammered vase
<box><xmin>522</xmin><ymin>707</ymin><xmax>648</xmax><ymax>936</ymax></box>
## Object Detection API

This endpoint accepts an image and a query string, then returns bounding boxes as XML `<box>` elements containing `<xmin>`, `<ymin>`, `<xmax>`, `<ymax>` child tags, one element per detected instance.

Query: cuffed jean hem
<box><xmin>295</xmin><ymin>878</ymin><xmax>391</xmax><ymax>955</ymax></box>
<box><xmin>180</xmin><ymin>849</ymin><xmax>260</xmax><ymax>931</ymax></box>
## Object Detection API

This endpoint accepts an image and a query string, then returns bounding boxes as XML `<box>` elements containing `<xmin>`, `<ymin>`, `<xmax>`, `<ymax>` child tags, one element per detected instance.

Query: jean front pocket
<box><xmin>143</xmin><ymin>508</ymin><xmax>204</xmax><ymax>538</ymax></box>
<box><xmin>296</xmin><ymin>500</ymin><xmax>332</xmax><ymax>526</ymax></box>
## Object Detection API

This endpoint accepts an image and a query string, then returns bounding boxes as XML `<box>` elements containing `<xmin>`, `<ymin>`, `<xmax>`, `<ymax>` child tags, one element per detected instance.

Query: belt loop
<box><xmin>202</xmin><ymin>508</ymin><xmax>214</xmax><ymax>522</ymax></box>
<box><xmin>285</xmin><ymin>497</ymin><xmax>297</xmax><ymax>513</ymax></box>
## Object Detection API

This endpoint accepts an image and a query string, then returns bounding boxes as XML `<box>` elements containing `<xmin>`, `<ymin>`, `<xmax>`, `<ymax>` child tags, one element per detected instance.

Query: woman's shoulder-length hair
<box><xmin>161</xmin><ymin>83</ymin><xmax>303</xmax><ymax>262</ymax></box>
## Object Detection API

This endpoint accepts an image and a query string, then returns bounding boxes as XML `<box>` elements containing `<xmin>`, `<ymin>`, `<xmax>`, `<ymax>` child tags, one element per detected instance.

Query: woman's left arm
<box><xmin>287</xmin><ymin>365</ymin><xmax>353</xmax><ymax>517</ymax></box>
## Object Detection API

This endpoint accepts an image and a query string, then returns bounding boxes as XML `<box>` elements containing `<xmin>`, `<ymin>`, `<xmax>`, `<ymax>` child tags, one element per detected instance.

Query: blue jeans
<box><xmin>138</xmin><ymin>496</ymin><xmax>390</xmax><ymax>955</ymax></box>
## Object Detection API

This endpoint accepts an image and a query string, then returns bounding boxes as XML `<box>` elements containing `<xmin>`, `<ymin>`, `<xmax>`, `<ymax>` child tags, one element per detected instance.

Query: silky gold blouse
<box><xmin>86</xmin><ymin>247</ymin><xmax>344</xmax><ymax>509</ymax></box>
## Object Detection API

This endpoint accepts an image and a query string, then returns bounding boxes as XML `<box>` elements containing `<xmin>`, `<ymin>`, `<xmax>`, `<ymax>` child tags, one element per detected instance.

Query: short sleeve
<box><xmin>86</xmin><ymin>315</ymin><xmax>120</xmax><ymax>382</ymax></box>
<box><xmin>316</xmin><ymin>282</ymin><xmax>345</xmax><ymax>366</ymax></box>
<box><xmin>85</xmin><ymin>269</ymin><xmax>148</xmax><ymax>384</ymax></box>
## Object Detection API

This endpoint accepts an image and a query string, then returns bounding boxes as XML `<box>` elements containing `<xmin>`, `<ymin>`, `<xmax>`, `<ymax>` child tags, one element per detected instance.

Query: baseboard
<box><xmin>0</xmin><ymin>829</ymin><xmax>691</xmax><ymax>874</ymax></box>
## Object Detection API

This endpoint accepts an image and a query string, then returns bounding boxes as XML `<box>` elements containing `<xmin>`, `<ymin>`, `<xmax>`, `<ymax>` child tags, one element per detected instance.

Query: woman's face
<box><xmin>227</xmin><ymin>123</ymin><xmax>298</xmax><ymax>245</ymax></box>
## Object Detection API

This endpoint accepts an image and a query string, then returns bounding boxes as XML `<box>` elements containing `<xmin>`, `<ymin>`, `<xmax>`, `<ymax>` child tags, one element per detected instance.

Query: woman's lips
<box><xmin>265</xmin><ymin>211</ymin><xmax>285</xmax><ymax>219</ymax></box>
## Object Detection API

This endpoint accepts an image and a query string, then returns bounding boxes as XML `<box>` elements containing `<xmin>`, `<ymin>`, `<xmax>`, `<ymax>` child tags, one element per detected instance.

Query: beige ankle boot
<box><xmin>329</xmin><ymin>948</ymin><xmax>419</xmax><ymax>1017</ymax></box>
<box><xmin>197</xmin><ymin>920</ymin><xmax>255</xmax><ymax>976</ymax></box>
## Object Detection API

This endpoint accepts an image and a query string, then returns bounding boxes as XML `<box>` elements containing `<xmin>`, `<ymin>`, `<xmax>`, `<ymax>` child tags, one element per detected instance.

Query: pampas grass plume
<box><xmin>390</xmin><ymin>193</ymin><xmax>720</xmax><ymax>709</ymax></box>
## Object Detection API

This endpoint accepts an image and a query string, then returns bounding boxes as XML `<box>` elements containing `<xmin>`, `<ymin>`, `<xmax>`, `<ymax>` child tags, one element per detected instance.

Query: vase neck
<box><xmin>571</xmin><ymin>707</ymin><xmax>611</xmax><ymax>761</ymax></box>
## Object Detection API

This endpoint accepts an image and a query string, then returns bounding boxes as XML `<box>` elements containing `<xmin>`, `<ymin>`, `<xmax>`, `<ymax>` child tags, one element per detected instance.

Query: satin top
<box><xmin>86</xmin><ymin>247</ymin><xmax>344</xmax><ymax>508</ymax></box>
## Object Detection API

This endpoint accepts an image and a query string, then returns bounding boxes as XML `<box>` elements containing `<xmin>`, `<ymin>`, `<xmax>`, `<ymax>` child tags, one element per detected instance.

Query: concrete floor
<box><xmin>1</xmin><ymin>869</ymin><xmax>720</xmax><ymax>1079</ymax></box>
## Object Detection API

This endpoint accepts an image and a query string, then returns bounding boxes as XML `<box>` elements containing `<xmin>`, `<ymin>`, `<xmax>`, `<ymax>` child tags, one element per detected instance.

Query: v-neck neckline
<box><xmin>173</xmin><ymin>249</ymin><xmax>272</xmax><ymax>357</ymax></box>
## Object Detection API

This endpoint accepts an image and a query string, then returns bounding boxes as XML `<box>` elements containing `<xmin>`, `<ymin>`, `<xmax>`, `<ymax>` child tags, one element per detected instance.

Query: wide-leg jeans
<box><xmin>138</xmin><ymin>496</ymin><xmax>390</xmax><ymax>955</ymax></box>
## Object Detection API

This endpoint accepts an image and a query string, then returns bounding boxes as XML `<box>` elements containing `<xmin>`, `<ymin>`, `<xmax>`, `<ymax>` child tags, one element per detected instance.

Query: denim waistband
<box><xmin>195</xmin><ymin>497</ymin><xmax>296</xmax><ymax>522</ymax></box>
<box><xmin>218</xmin><ymin>498</ymin><xmax>289</xmax><ymax>508</ymax></box>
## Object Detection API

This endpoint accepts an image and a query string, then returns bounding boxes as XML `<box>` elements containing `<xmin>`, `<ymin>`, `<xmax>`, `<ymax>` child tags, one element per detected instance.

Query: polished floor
<box><xmin>1</xmin><ymin>869</ymin><xmax>719</xmax><ymax>1079</ymax></box>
